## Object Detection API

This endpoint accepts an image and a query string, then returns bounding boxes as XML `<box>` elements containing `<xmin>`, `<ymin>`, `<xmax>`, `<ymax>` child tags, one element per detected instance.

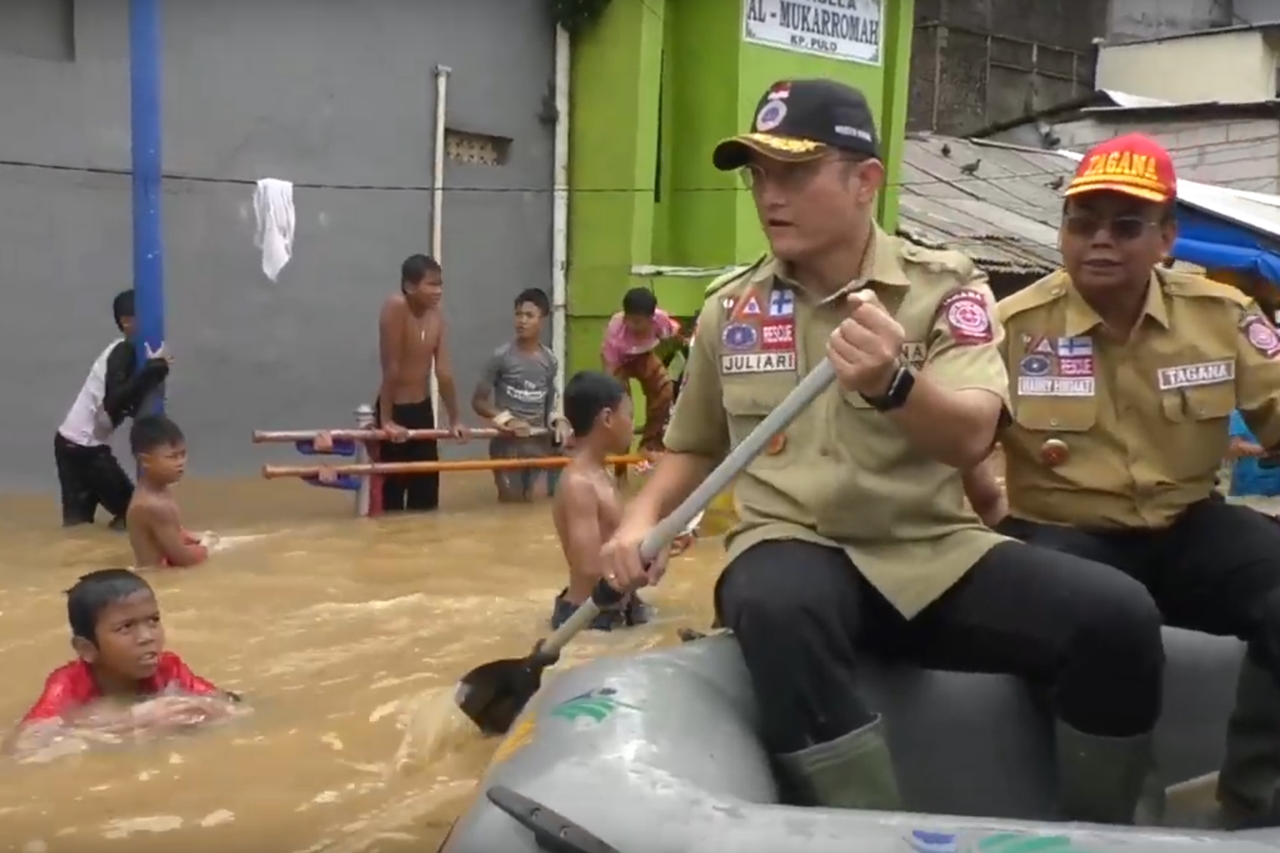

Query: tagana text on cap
<box><xmin>712</xmin><ymin>78</ymin><xmax>881</xmax><ymax>172</ymax></box>
<box><xmin>1065</xmin><ymin>133</ymin><xmax>1177</xmax><ymax>204</ymax></box>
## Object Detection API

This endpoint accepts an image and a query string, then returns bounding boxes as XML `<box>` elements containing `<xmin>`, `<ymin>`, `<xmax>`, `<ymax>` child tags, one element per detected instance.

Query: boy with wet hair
<box><xmin>55</xmin><ymin>289</ymin><xmax>171</xmax><ymax>530</ymax></box>
<box><xmin>472</xmin><ymin>288</ymin><xmax>572</xmax><ymax>502</ymax></box>
<box><xmin>600</xmin><ymin>287</ymin><xmax>680</xmax><ymax>455</ymax></box>
<box><xmin>550</xmin><ymin>371</ymin><xmax>658</xmax><ymax>630</ymax></box>
<box><xmin>126</xmin><ymin>414</ymin><xmax>215</xmax><ymax>569</ymax></box>
<box><xmin>12</xmin><ymin>569</ymin><xmax>236</xmax><ymax>741</ymax></box>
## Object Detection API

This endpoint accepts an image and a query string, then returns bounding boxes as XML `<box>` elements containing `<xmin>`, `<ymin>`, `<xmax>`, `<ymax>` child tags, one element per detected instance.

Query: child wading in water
<box><xmin>126</xmin><ymin>414</ymin><xmax>216</xmax><ymax>569</ymax></box>
<box><xmin>600</xmin><ymin>288</ymin><xmax>680</xmax><ymax>457</ymax></box>
<box><xmin>8</xmin><ymin>569</ymin><xmax>238</xmax><ymax>754</ymax></box>
<box><xmin>551</xmin><ymin>371</ymin><xmax>661</xmax><ymax>630</ymax></box>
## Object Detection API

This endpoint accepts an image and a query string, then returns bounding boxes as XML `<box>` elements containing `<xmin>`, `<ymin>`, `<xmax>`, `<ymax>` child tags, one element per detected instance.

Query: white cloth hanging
<box><xmin>252</xmin><ymin>178</ymin><xmax>295</xmax><ymax>281</ymax></box>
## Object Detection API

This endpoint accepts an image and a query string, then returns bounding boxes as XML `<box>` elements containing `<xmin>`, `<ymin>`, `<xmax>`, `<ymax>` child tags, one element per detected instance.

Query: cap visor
<box><xmin>1064</xmin><ymin>181</ymin><xmax>1171</xmax><ymax>204</ymax></box>
<box><xmin>712</xmin><ymin>134</ymin><xmax>828</xmax><ymax>171</ymax></box>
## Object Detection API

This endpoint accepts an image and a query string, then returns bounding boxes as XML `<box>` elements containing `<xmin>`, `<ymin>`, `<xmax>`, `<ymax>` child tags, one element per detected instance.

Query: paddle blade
<box><xmin>455</xmin><ymin>654</ymin><xmax>550</xmax><ymax>736</ymax></box>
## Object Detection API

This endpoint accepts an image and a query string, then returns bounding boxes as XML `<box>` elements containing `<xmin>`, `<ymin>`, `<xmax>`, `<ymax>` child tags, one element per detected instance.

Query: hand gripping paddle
<box><xmin>456</xmin><ymin>358</ymin><xmax>839</xmax><ymax>735</ymax></box>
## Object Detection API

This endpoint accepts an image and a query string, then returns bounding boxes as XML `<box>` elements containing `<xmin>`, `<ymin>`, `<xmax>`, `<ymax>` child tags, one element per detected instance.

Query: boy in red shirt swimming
<box><xmin>13</xmin><ymin>569</ymin><xmax>237</xmax><ymax>742</ymax></box>
<box><xmin>126</xmin><ymin>414</ymin><xmax>216</xmax><ymax>569</ymax></box>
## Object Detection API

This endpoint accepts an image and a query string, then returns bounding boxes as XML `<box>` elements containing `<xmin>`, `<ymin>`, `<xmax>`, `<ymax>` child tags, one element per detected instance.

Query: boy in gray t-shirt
<box><xmin>471</xmin><ymin>289</ymin><xmax>571</xmax><ymax>501</ymax></box>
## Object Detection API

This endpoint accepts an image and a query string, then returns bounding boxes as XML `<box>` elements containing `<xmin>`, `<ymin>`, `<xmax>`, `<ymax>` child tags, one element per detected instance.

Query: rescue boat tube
<box><xmin>442</xmin><ymin>627</ymin><xmax>1280</xmax><ymax>852</ymax></box>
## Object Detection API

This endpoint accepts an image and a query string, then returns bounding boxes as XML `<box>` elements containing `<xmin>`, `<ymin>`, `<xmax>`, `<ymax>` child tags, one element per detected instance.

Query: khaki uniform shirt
<box><xmin>666</xmin><ymin>226</ymin><xmax>1010</xmax><ymax>618</ymax></box>
<box><xmin>997</xmin><ymin>268</ymin><xmax>1280</xmax><ymax>529</ymax></box>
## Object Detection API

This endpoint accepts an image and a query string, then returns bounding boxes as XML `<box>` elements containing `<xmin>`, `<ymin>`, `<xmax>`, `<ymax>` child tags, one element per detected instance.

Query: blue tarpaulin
<box><xmin>1173</xmin><ymin>206</ymin><xmax>1280</xmax><ymax>283</ymax></box>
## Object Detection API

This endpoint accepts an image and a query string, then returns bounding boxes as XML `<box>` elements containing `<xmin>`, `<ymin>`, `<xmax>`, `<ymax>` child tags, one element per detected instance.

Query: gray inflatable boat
<box><xmin>439</xmin><ymin>628</ymin><xmax>1280</xmax><ymax>853</ymax></box>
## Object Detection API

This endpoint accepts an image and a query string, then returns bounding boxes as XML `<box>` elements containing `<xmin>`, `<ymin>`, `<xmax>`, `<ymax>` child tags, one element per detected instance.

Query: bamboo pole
<box><xmin>263</xmin><ymin>454</ymin><xmax>645</xmax><ymax>479</ymax></box>
<box><xmin>253</xmin><ymin>427</ymin><xmax>547</xmax><ymax>443</ymax></box>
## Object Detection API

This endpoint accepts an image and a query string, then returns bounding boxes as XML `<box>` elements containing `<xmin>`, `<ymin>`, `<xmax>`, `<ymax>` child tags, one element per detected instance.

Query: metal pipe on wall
<box><xmin>551</xmin><ymin>26</ymin><xmax>571</xmax><ymax>400</ymax></box>
<box><xmin>429</xmin><ymin>64</ymin><xmax>451</xmax><ymax>424</ymax></box>
<box><xmin>129</xmin><ymin>0</ymin><xmax>165</xmax><ymax>411</ymax></box>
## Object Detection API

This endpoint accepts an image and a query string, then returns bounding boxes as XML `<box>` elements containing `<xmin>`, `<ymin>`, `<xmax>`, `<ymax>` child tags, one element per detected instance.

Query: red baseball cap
<box><xmin>1065</xmin><ymin>133</ymin><xmax>1177</xmax><ymax>203</ymax></box>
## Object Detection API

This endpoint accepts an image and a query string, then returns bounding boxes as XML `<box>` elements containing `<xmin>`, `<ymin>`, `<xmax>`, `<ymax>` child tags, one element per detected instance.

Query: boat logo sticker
<box><xmin>1157</xmin><ymin>359</ymin><xmax>1234</xmax><ymax>390</ymax></box>
<box><xmin>549</xmin><ymin>687</ymin><xmax>637</xmax><ymax>726</ymax></box>
<box><xmin>906</xmin><ymin>828</ymin><xmax>1082</xmax><ymax>853</ymax></box>
<box><xmin>941</xmin><ymin>289</ymin><xmax>992</xmax><ymax>345</ymax></box>
<box><xmin>755</xmin><ymin>99</ymin><xmax>787</xmax><ymax>132</ymax></box>
<box><xmin>723</xmin><ymin>323</ymin><xmax>758</xmax><ymax>351</ymax></box>
<box><xmin>1243</xmin><ymin>314</ymin><xmax>1280</xmax><ymax>359</ymax></box>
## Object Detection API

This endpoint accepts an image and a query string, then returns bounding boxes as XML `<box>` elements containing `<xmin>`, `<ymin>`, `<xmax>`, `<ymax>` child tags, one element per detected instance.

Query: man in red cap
<box><xmin>975</xmin><ymin>132</ymin><xmax>1280</xmax><ymax>827</ymax></box>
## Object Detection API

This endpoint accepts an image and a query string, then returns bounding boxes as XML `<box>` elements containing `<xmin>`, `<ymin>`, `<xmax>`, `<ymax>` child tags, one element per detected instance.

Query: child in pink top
<box><xmin>600</xmin><ymin>288</ymin><xmax>680</xmax><ymax>453</ymax></box>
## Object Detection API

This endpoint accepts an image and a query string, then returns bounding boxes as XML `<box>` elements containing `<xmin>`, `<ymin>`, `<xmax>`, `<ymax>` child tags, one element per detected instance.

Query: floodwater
<box><xmin>0</xmin><ymin>474</ymin><xmax>725</xmax><ymax>853</ymax></box>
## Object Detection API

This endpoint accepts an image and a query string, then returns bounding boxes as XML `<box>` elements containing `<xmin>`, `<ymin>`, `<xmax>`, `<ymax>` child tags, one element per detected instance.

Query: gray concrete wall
<box><xmin>0</xmin><ymin>0</ymin><xmax>555</xmax><ymax>492</ymax></box>
<box><xmin>987</xmin><ymin>115</ymin><xmax>1280</xmax><ymax>193</ymax></box>
<box><xmin>1106</xmin><ymin>0</ymin><xmax>1234</xmax><ymax>42</ymax></box>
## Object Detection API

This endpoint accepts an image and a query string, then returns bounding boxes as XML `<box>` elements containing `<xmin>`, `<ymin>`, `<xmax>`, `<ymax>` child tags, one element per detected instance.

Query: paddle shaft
<box><xmin>538</xmin><ymin>359</ymin><xmax>838</xmax><ymax>657</ymax></box>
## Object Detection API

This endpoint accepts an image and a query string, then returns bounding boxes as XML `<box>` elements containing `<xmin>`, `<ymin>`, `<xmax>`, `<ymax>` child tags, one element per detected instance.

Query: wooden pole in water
<box><xmin>262</xmin><ymin>454</ymin><xmax>644</xmax><ymax>479</ymax></box>
<box><xmin>252</xmin><ymin>427</ymin><xmax>548</xmax><ymax>443</ymax></box>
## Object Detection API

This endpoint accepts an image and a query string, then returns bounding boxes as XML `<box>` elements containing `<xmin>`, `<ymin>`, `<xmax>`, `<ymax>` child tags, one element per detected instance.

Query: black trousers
<box><xmin>53</xmin><ymin>432</ymin><xmax>134</xmax><ymax>525</ymax></box>
<box><xmin>376</xmin><ymin>398</ymin><xmax>439</xmax><ymax>512</ymax></box>
<box><xmin>715</xmin><ymin>539</ymin><xmax>1164</xmax><ymax>755</ymax></box>
<box><xmin>999</xmin><ymin>497</ymin><xmax>1280</xmax><ymax>676</ymax></box>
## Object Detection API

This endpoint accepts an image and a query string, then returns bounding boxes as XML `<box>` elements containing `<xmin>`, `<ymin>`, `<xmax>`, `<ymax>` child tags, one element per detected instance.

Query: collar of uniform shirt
<box><xmin>763</xmin><ymin>225</ymin><xmax>911</xmax><ymax>306</ymax></box>
<box><xmin>1063</xmin><ymin>268</ymin><xmax>1171</xmax><ymax>338</ymax></box>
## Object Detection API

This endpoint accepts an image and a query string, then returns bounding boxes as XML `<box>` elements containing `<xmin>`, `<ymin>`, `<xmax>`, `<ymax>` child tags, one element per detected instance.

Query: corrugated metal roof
<box><xmin>898</xmin><ymin>135</ymin><xmax>1076</xmax><ymax>274</ymax></box>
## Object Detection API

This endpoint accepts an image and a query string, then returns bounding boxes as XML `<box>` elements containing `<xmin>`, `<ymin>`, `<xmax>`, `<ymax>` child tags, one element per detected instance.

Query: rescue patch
<box><xmin>1156</xmin><ymin>360</ymin><xmax>1234</xmax><ymax>390</ymax></box>
<box><xmin>1059</xmin><ymin>356</ymin><xmax>1094</xmax><ymax>377</ymax></box>
<box><xmin>1243</xmin><ymin>315</ymin><xmax>1280</xmax><ymax>359</ymax></box>
<box><xmin>722</xmin><ymin>323</ymin><xmax>758</xmax><ymax>351</ymax></box>
<box><xmin>721</xmin><ymin>351</ymin><xmax>796</xmax><ymax>375</ymax></box>
<box><xmin>760</xmin><ymin>319</ymin><xmax>794</xmax><ymax>350</ymax></box>
<box><xmin>940</xmin><ymin>289</ymin><xmax>992</xmax><ymax>344</ymax></box>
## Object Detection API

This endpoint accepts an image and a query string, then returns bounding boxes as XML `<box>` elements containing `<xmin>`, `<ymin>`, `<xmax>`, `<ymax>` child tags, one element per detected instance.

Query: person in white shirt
<box><xmin>55</xmin><ymin>290</ymin><xmax>170</xmax><ymax>530</ymax></box>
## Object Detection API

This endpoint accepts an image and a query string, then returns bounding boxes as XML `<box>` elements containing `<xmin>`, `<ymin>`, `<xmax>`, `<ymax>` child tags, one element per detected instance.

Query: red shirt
<box><xmin>21</xmin><ymin>652</ymin><xmax>219</xmax><ymax>724</ymax></box>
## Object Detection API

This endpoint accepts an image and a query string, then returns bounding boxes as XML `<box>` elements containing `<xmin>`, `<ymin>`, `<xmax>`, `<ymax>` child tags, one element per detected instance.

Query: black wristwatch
<box><xmin>860</xmin><ymin>363</ymin><xmax>915</xmax><ymax>412</ymax></box>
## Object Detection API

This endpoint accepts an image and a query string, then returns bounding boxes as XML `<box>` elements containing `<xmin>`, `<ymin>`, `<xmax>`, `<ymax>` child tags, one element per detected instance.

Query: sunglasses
<box><xmin>1064</xmin><ymin>213</ymin><xmax>1159</xmax><ymax>241</ymax></box>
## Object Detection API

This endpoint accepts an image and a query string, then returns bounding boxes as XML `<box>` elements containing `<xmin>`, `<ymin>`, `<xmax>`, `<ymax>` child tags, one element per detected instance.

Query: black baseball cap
<box><xmin>712</xmin><ymin>78</ymin><xmax>881</xmax><ymax>171</ymax></box>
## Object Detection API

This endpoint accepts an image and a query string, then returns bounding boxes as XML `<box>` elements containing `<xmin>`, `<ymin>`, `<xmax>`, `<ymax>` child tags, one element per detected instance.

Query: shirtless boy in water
<box><xmin>376</xmin><ymin>254</ymin><xmax>466</xmax><ymax>513</ymax></box>
<box><xmin>551</xmin><ymin>371</ymin><xmax>656</xmax><ymax>630</ymax></box>
<box><xmin>126</xmin><ymin>415</ymin><xmax>213</xmax><ymax>569</ymax></box>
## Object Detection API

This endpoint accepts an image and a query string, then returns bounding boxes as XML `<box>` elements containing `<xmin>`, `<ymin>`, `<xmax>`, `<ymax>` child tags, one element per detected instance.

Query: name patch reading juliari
<box><xmin>1157</xmin><ymin>360</ymin><xmax>1234</xmax><ymax>391</ymax></box>
<box><xmin>1017</xmin><ymin>376</ymin><xmax>1095</xmax><ymax>397</ymax></box>
<box><xmin>721</xmin><ymin>351</ymin><xmax>797</xmax><ymax>375</ymax></box>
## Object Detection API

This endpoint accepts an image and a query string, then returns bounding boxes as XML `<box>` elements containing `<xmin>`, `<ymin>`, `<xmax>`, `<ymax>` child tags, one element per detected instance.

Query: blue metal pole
<box><xmin>129</xmin><ymin>0</ymin><xmax>165</xmax><ymax>413</ymax></box>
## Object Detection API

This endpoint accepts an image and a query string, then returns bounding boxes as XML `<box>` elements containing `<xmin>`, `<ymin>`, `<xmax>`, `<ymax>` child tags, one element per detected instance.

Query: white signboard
<box><xmin>742</xmin><ymin>0</ymin><xmax>883</xmax><ymax>65</ymax></box>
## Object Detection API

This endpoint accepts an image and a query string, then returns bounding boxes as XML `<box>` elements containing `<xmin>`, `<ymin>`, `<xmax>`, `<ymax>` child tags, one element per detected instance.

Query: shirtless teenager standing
<box><xmin>376</xmin><ymin>254</ymin><xmax>465</xmax><ymax>513</ymax></box>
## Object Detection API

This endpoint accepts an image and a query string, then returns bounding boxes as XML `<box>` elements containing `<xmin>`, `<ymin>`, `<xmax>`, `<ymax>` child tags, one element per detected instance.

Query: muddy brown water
<box><xmin>0</xmin><ymin>474</ymin><xmax>723</xmax><ymax>853</ymax></box>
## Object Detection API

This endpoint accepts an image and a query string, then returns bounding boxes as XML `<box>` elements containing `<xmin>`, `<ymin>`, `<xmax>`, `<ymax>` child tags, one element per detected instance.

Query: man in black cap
<box><xmin>600</xmin><ymin>79</ymin><xmax>1164</xmax><ymax>823</ymax></box>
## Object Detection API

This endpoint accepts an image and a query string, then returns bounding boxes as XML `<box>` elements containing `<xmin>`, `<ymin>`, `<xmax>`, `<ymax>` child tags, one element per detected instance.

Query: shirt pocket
<box><xmin>721</xmin><ymin>377</ymin><xmax>792</xmax><ymax>465</ymax></box>
<box><xmin>1013</xmin><ymin>397</ymin><xmax>1098</xmax><ymax>434</ymax></box>
<box><xmin>1158</xmin><ymin>382</ymin><xmax>1235</xmax><ymax>481</ymax></box>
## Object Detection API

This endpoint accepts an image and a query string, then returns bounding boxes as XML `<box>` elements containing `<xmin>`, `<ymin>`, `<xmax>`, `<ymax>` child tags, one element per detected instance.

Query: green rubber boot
<box><xmin>1217</xmin><ymin>658</ymin><xmax>1280</xmax><ymax>829</ymax></box>
<box><xmin>774</xmin><ymin>715</ymin><xmax>903</xmax><ymax>810</ymax></box>
<box><xmin>1056</xmin><ymin>720</ymin><xmax>1155</xmax><ymax>824</ymax></box>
